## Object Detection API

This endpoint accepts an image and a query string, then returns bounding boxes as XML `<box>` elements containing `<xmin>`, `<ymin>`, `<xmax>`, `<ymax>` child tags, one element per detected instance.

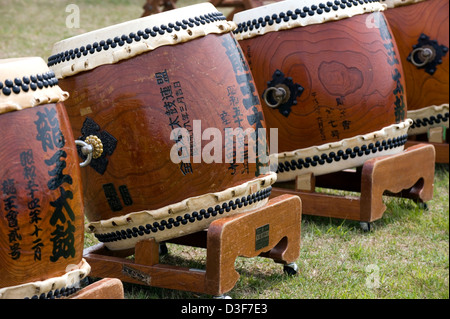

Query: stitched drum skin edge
<box><xmin>0</xmin><ymin>259</ymin><xmax>90</xmax><ymax>299</ymax></box>
<box><xmin>0</xmin><ymin>57</ymin><xmax>69</xmax><ymax>114</ymax></box>
<box><xmin>87</xmin><ymin>172</ymin><xmax>277</xmax><ymax>251</ymax></box>
<box><xmin>232</xmin><ymin>0</ymin><xmax>387</xmax><ymax>41</ymax></box>
<box><xmin>271</xmin><ymin>119</ymin><xmax>413</xmax><ymax>182</ymax></box>
<box><xmin>49</xmin><ymin>3</ymin><xmax>236</xmax><ymax>79</ymax></box>
<box><xmin>407</xmin><ymin>103</ymin><xmax>449</xmax><ymax>135</ymax></box>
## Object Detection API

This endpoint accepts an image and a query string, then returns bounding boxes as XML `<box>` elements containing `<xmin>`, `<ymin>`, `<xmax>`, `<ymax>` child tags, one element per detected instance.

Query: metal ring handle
<box><xmin>75</xmin><ymin>140</ymin><xmax>93</xmax><ymax>168</ymax></box>
<box><xmin>410</xmin><ymin>47</ymin><xmax>435</xmax><ymax>67</ymax></box>
<box><xmin>263</xmin><ymin>86</ymin><xmax>287</xmax><ymax>108</ymax></box>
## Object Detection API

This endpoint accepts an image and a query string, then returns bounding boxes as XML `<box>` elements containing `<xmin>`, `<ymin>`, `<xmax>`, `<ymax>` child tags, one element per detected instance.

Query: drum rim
<box><xmin>271</xmin><ymin>119</ymin><xmax>413</xmax><ymax>182</ymax></box>
<box><xmin>408</xmin><ymin>103</ymin><xmax>449</xmax><ymax>135</ymax></box>
<box><xmin>232</xmin><ymin>0</ymin><xmax>386</xmax><ymax>41</ymax></box>
<box><xmin>86</xmin><ymin>172</ymin><xmax>277</xmax><ymax>251</ymax></box>
<box><xmin>48</xmin><ymin>3</ymin><xmax>235</xmax><ymax>79</ymax></box>
<box><xmin>0</xmin><ymin>57</ymin><xmax>68</xmax><ymax>114</ymax></box>
<box><xmin>0</xmin><ymin>258</ymin><xmax>90</xmax><ymax>299</ymax></box>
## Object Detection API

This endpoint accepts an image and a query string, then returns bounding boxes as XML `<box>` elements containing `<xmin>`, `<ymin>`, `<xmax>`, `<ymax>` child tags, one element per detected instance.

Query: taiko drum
<box><xmin>0</xmin><ymin>57</ymin><xmax>89</xmax><ymax>299</ymax></box>
<box><xmin>382</xmin><ymin>0</ymin><xmax>449</xmax><ymax>136</ymax></box>
<box><xmin>48</xmin><ymin>3</ymin><xmax>276</xmax><ymax>251</ymax></box>
<box><xmin>233</xmin><ymin>0</ymin><xmax>413</xmax><ymax>182</ymax></box>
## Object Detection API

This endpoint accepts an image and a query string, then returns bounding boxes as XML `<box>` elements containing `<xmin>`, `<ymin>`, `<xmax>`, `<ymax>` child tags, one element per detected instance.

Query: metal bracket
<box><xmin>77</xmin><ymin>117</ymin><xmax>117</xmax><ymax>174</ymax></box>
<box><xmin>407</xmin><ymin>33</ymin><xmax>448</xmax><ymax>75</ymax></box>
<box><xmin>262</xmin><ymin>69</ymin><xmax>303</xmax><ymax>117</ymax></box>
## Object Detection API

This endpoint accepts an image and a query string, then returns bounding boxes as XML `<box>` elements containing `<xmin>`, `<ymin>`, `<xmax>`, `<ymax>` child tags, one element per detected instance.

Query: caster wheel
<box><xmin>360</xmin><ymin>222</ymin><xmax>373</xmax><ymax>232</ymax></box>
<box><xmin>283</xmin><ymin>262</ymin><xmax>298</xmax><ymax>276</ymax></box>
<box><xmin>213</xmin><ymin>294</ymin><xmax>232</xmax><ymax>299</ymax></box>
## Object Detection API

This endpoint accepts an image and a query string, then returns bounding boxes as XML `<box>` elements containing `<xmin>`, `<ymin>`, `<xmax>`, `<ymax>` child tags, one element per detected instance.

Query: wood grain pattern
<box><xmin>0</xmin><ymin>102</ymin><xmax>84</xmax><ymax>288</ymax></box>
<box><xmin>58</xmin><ymin>33</ymin><xmax>269</xmax><ymax>223</ymax></box>
<box><xmin>384</xmin><ymin>0</ymin><xmax>449</xmax><ymax>110</ymax></box>
<box><xmin>238</xmin><ymin>12</ymin><xmax>407</xmax><ymax>152</ymax></box>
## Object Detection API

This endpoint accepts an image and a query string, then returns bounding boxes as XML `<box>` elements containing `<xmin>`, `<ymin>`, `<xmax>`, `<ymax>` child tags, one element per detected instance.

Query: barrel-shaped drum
<box><xmin>0</xmin><ymin>57</ymin><xmax>89</xmax><ymax>299</ymax></box>
<box><xmin>233</xmin><ymin>0</ymin><xmax>412</xmax><ymax>182</ymax></box>
<box><xmin>382</xmin><ymin>0</ymin><xmax>449</xmax><ymax>136</ymax></box>
<box><xmin>48</xmin><ymin>3</ymin><xmax>276</xmax><ymax>251</ymax></box>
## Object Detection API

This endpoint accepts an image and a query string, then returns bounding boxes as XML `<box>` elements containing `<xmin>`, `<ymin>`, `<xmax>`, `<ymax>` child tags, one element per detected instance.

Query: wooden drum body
<box><xmin>49</xmin><ymin>3</ymin><xmax>276</xmax><ymax>251</ymax></box>
<box><xmin>0</xmin><ymin>57</ymin><xmax>89</xmax><ymax>299</ymax></box>
<box><xmin>233</xmin><ymin>0</ymin><xmax>412</xmax><ymax>182</ymax></box>
<box><xmin>383</xmin><ymin>0</ymin><xmax>449</xmax><ymax>136</ymax></box>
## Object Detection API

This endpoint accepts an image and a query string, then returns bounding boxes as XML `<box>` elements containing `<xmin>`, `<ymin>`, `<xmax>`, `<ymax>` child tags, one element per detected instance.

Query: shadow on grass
<box><xmin>113</xmin><ymin>244</ymin><xmax>298</xmax><ymax>299</ymax></box>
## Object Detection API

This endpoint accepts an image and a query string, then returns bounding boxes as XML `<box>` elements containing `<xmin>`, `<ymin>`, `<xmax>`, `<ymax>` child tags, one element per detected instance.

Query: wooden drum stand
<box><xmin>83</xmin><ymin>194</ymin><xmax>302</xmax><ymax>298</ymax></box>
<box><xmin>271</xmin><ymin>144</ymin><xmax>435</xmax><ymax>231</ymax></box>
<box><xmin>406</xmin><ymin>127</ymin><xmax>448</xmax><ymax>164</ymax></box>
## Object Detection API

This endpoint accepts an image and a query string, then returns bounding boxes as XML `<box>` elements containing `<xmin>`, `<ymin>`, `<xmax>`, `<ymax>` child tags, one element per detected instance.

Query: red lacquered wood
<box><xmin>58</xmin><ymin>33</ymin><xmax>268</xmax><ymax>223</ymax></box>
<box><xmin>384</xmin><ymin>0</ymin><xmax>449</xmax><ymax>111</ymax></box>
<box><xmin>238</xmin><ymin>11</ymin><xmax>407</xmax><ymax>152</ymax></box>
<box><xmin>0</xmin><ymin>102</ymin><xmax>84</xmax><ymax>288</ymax></box>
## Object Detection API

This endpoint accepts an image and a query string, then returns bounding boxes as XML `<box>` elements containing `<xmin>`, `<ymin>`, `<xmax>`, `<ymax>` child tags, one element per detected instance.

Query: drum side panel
<box><xmin>0</xmin><ymin>103</ymin><xmax>84</xmax><ymax>288</ymax></box>
<box><xmin>239</xmin><ymin>12</ymin><xmax>407</xmax><ymax>152</ymax></box>
<box><xmin>58</xmin><ymin>33</ymin><xmax>268</xmax><ymax>222</ymax></box>
<box><xmin>384</xmin><ymin>0</ymin><xmax>449</xmax><ymax>110</ymax></box>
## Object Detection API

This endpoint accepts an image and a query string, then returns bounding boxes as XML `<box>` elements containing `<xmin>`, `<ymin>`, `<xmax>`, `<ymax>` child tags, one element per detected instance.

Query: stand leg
<box><xmin>205</xmin><ymin>194</ymin><xmax>301</xmax><ymax>295</ymax></box>
<box><xmin>271</xmin><ymin>144</ymin><xmax>435</xmax><ymax>223</ymax></box>
<box><xmin>360</xmin><ymin>144</ymin><xmax>435</xmax><ymax>222</ymax></box>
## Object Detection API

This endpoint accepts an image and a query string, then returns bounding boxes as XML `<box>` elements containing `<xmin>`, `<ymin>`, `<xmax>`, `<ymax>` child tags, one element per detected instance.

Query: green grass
<box><xmin>120</xmin><ymin>165</ymin><xmax>448</xmax><ymax>299</ymax></box>
<box><xmin>1</xmin><ymin>0</ymin><xmax>448</xmax><ymax>299</ymax></box>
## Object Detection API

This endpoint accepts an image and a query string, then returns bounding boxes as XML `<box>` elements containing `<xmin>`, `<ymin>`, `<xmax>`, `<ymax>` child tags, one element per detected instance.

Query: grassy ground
<box><xmin>121</xmin><ymin>165</ymin><xmax>449</xmax><ymax>299</ymax></box>
<box><xmin>1</xmin><ymin>0</ymin><xmax>448</xmax><ymax>299</ymax></box>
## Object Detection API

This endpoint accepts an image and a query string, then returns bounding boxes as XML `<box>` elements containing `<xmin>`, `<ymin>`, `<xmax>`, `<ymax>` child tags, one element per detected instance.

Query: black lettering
<box><xmin>118</xmin><ymin>185</ymin><xmax>133</xmax><ymax>206</ymax></box>
<box><xmin>103</xmin><ymin>183</ymin><xmax>123</xmax><ymax>212</ymax></box>
<box><xmin>44</xmin><ymin>150</ymin><xmax>73</xmax><ymax>190</ymax></box>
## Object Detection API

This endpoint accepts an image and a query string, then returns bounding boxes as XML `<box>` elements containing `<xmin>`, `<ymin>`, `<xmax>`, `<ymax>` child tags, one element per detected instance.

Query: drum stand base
<box><xmin>271</xmin><ymin>144</ymin><xmax>435</xmax><ymax>229</ymax></box>
<box><xmin>83</xmin><ymin>194</ymin><xmax>301</xmax><ymax>297</ymax></box>
<box><xmin>69</xmin><ymin>278</ymin><xmax>125</xmax><ymax>299</ymax></box>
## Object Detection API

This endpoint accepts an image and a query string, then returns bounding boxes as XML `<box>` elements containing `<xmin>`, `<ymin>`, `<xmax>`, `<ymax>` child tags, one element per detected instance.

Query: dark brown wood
<box><xmin>135</xmin><ymin>238</ymin><xmax>160</xmax><ymax>266</ymax></box>
<box><xmin>166</xmin><ymin>230</ymin><xmax>208</xmax><ymax>248</ymax></box>
<box><xmin>315</xmin><ymin>169</ymin><xmax>363</xmax><ymax>193</ymax></box>
<box><xmin>58</xmin><ymin>32</ymin><xmax>269</xmax><ymax>224</ymax></box>
<box><xmin>272</xmin><ymin>187</ymin><xmax>363</xmax><ymax>221</ymax></box>
<box><xmin>384</xmin><ymin>0</ymin><xmax>449</xmax><ymax>112</ymax></box>
<box><xmin>271</xmin><ymin>144</ymin><xmax>435</xmax><ymax>223</ymax></box>
<box><xmin>0</xmin><ymin>102</ymin><xmax>85</xmax><ymax>288</ymax></box>
<box><xmin>238</xmin><ymin>11</ymin><xmax>407</xmax><ymax>153</ymax></box>
<box><xmin>83</xmin><ymin>194</ymin><xmax>301</xmax><ymax>296</ymax></box>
